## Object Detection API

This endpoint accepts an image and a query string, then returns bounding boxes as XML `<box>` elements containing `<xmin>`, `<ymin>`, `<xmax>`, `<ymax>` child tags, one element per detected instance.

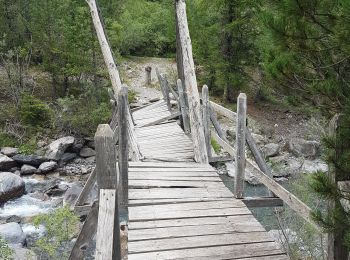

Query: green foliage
<box><xmin>211</xmin><ymin>138</ymin><xmax>221</xmax><ymax>154</ymax></box>
<box><xmin>33</xmin><ymin>206</ymin><xmax>79</xmax><ymax>259</ymax></box>
<box><xmin>18</xmin><ymin>136</ymin><xmax>38</xmax><ymax>155</ymax></box>
<box><xmin>128</xmin><ymin>90</ymin><xmax>138</xmax><ymax>104</ymax></box>
<box><xmin>0</xmin><ymin>131</ymin><xmax>18</xmax><ymax>148</ymax></box>
<box><xmin>0</xmin><ymin>236</ymin><xmax>14</xmax><ymax>260</ymax></box>
<box><xmin>19</xmin><ymin>95</ymin><xmax>52</xmax><ymax>127</ymax></box>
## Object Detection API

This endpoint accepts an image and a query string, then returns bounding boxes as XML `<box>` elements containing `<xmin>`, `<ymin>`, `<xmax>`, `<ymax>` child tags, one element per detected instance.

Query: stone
<box><xmin>29</xmin><ymin>191</ymin><xmax>50</xmax><ymax>201</ymax></box>
<box><xmin>288</xmin><ymin>138</ymin><xmax>320</xmax><ymax>159</ymax></box>
<box><xmin>0</xmin><ymin>172</ymin><xmax>25</xmax><ymax>203</ymax></box>
<box><xmin>12</xmin><ymin>154</ymin><xmax>46</xmax><ymax>167</ymax></box>
<box><xmin>251</xmin><ymin>133</ymin><xmax>266</xmax><ymax>145</ymax></box>
<box><xmin>60</xmin><ymin>153</ymin><xmax>77</xmax><ymax>163</ymax></box>
<box><xmin>20</xmin><ymin>165</ymin><xmax>37</xmax><ymax>175</ymax></box>
<box><xmin>85</xmin><ymin>156</ymin><xmax>96</xmax><ymax>163</ymax></box>
<box><xmin>69</xmin><ymin>142</ymin><xmax>84</xmax><ymax>154</ymax></box>
<box><xmin>86</xmin><ymin>140</ymin><xmax>95</xmax><ymax>149</ymax></box>
<box><xmin>11</xmin><ymin>245</ymin><xmax>38</xmax><ymax>260</ymax></box>
<box><xmin>79</xmin><ymin>147</ymin><xmax>96</xmax><ymax>158</ymax></box>
<box><xmin>36</xmin><ymin>141</ymin><xmax>46</xmax><ymax>148</ymax></box>
<box><xmin>0</xmin><ymin>154</ymin><xmax>17</xmax><ymax>171</ymax></box>
<box><xmin>262</xmin><ymin>143</ymin><xmax>280</xmax><ymax>158</ymax></box>
<box><xmin>45</xmin><ymin>183</ymin><xmax>69</xmax><ymax>197</ymax></box>
<box><xmin>1</xmin><ymin>147</ymin><xmax>18</xmax><ymax>157</ymax></box>
<box><xmin>45</xmin><ymin>136</ymin><xmax>75</xmax><ymax>161</ymax></box>
<box><xmin>63</xmin><ymin>182</ymin><xmax>83</xmax><ymax>207</ymax></box>
<box><xmin>225</xmin><ymin>162</ymin><xmax>260</xmax><ymax>185</ymax></box>
<box><xmin>0</xmin><ymin>222</ymin><xmax>26</xmax><ymax>245</ymax></box>
<box><xmin>338</xmin><ymin>181</ymin><xmax>350</xmax><ymax>213</ymax></box>
<box><xmin>270</xmin><ymin>155</ymin><xmax>303</xmax><ymax>177</ymax></box>
<box><xmin>38</xmin><ymin>161</ymin><xmax>58</xmax><ymax>173</ymax></box>
<box><xmin>301</xmin><ymin>160</ymin><xmax>328</xmax><ymax>174</ymax></box>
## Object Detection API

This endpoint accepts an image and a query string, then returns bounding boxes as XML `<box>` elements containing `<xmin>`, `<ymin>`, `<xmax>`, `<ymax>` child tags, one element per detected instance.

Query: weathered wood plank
<box><xmin>129</xmin><ymin>180</ymin><xmax>226</xmax><ymax>188</ymax></box>
<box><xmin>95</xmin><ymin>189</ymin><xmax>121</xmax><ymax>260</ymax></box>
<box><xmin>69</xmin><ymin>201</ymin><xmax>98</xmax><ymax>260</ymax></box>
<box><xmin>209</xmin><ymin>101</ymin><xmax>237</xmax><ymax>119</ymax></box>
<box><xmin>128</xmin><ymin>232</ymin><xmax>274</xmax><ymax>253</ymax></box>
<box><xmin>177</xmin><ymin>79</ymin><xmax>190</xmax><ymax>134</ymax></box>
<box><xmin>210</xmin><ymin>106</ymin><xmax>228</xmax><ymax>142</ymax></box>
<box><xmin>138</xmin><ymin>111</ymin><xmax>181</xmax><ymax>128</ymax></box>
<box><xmin>235</xmin><ymin>93</ymin><xmax>247</xmax><ymax>199</ymax></box>
<box><xmin>74</xmin><ymin>167</ymin><xmax>96</xmax><ymax>208</ymax></box>
<box><xmin>202</xmin><ymin>85</ymin><xmax>212</xmax><ymax>158</ymax></box>
<box><xmin>242</xmin><ymin>197</ymin><xmax>284</xmax><ymax>208</ymax></box>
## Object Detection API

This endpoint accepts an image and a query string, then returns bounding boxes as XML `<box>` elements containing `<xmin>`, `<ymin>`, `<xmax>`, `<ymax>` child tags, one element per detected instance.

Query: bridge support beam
<box><xmin>175</xmin><ymin>0</ymin><xmax>208</xmax><ymax>163</ymax></box>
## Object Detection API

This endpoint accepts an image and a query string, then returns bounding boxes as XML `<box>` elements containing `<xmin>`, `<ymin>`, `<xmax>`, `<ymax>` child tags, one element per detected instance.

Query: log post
<box><xmin>145</xmin><ymin>66</ymin><xmax>152</xmax><ymax>85</ymax></box>
<box><xmin>118</xmin><ymin>87</ymin><xmax>129</xmax><ymax>212</ymax></box>
<box><xmin>177</xmin><ymin>79</ymin><xmax>190</xmax><ymax>134</ymax></box>
<box><xmin>202</xmin><ymin>85</ymin><xmax>212</xmax><ymax>158</ymax></box>
<box><xmin>234</xmin><ymin>93</ymin><xmax>247</xmax><ymax>199</ymax></box>
<box><xmin>162</xmin><ymin>74</ymin><xmax>172</xmax><ymax>111</ymax></box>
<box><xmin>210</xmin><ymin>108</ymin><xmax>228</xmax><ymax>142</ymax></box>
<box><xmin>94</xmin><ymin>124</ymin><xmax>121</xmax><ymax>260</ymax></box>
<box><xmin>175</xmin><ymin>0</ymin><xmax>208</xmax><ymax>163</ymax></box>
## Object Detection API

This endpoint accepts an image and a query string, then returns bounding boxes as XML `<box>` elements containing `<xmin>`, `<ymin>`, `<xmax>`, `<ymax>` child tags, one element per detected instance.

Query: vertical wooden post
<box><xmin>94</xmin><ymin>124</ymin><xmax>121</xmax><ymax>260</ymax></box>
<box><xmin>175</xmin><ymin>0</ymin><xmax>208</xmax><ymax>163</ymax></box>
<box><xmin>177</xmin><ymin>79</ymin><xmax>190</xmax><ymax>134</ymax></box>
<box><xmin>163</xmin><ymin>74</ymin><xmax>172</xmax><ymax>111</ymax></box>
<box><xmin>118</xmin><ymin>87</ymin><xmax>129</xmax><ymax>212</ymax></box>
<box><xmin>234</xmin><ymin>93</ymin><xmax>247</xmax><ymax>199</ymax></box>
<box><xmin>145</xmin><ymin>66</ymin><xmax>152</xmax><ymax>85</ymax></box>
<box><xmin>202</xmin><ymin>85</ymin><xmax>212</xmax><ymax>158</ymax></box>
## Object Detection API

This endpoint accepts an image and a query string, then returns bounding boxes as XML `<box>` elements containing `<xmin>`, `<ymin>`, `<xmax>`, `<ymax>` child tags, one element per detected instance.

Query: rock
<box><xmin>0</xmin><ymin>154</ymin><xmax>17</xmax><ymax>171</ymax></box>
<box><xmin>45</xmin><ymin>136</ymin><xmax>75</xmax><ymax>161</ymax></box>
<box><xmin>251</xmin><ymin>133</ymin><xmax>265</xmax><ymax>145</ymax></box>
<box><xmin>29</xmin><ymin>191</ymin><xmax>50</xmax><ymax>201</ymax></box>
<box><xmin>0</xmin><ymin>172</ymin><xmax>25</xmax><ymax>203</ymax></box>
<box><xmin>79</xmin><ymin>147</ymin><xmax>96</xmax><ymax>158</ymax></box>
<box><xmin>262</xmin><ymin>143</ymin><xmax>280</xmax><ymax>158</ymax></box>
<box><xmin>20</xmin><ymin>165</ymin><xmax>37</xmax><ymax>175</ymax></box>
<box><xmin>63</xmin><ymin>182</ymin><xmax>83</xmax><ymax>207</ymax></box>
<box><xmin>86</xmin><ymin>140</ymin><xmax>95</xmax><ymax>149</ymax></box>
<box><xmin>225</xmin><ymin>162</ymin><xmax>260</xmax><ymax>185</ymax></box>
<box><xmin>38</xmin><ymin>161</ymin><xmax>58</xmax><ymax>173</ymax></box>
<box><xmin>45</xmin><ymin>182</ymin><xmax>69</xmax><ymax>197</ymax></box>
<box><xmin>69</xmin><ymin>142</ymin><xmax>84</xmax><ymax>154</ymax></box>
<box><xmin>1</xmin><ymin>147</ymin><xmax>18</xmax><ymax>157</ymax></box>
<box><xmin>270</xmin><ymin>155</ymin><xmax>303</xmax><ymax>177</ymax></box>
<box><xmin>60</xmin><ymin>153</ymin><xmax>77</xmax><ymax>164</ymax></box>
<box><xmin>11</xmin><ymin>245</ymin><xmax>38</xmax><ymax>260</ymax></box>
<box><xmin>338</xmin><ymin>181</ymin><xmax>350</xmax><ymax>213</ymax></box>
<box><xmin>301</xmin><ymin>160</ymin><xmax>328</xmax><ymax>174</ymax></box>
<box><xmin>0</xmin><ymin>222</ymin><xmax>26</xmax><ymax>245</ymax></box>
<box><xmin>288</xmin><ymin>138</ymin><xmax>320</xmax><ymax>159</ymax></box>
<box><xmin>149</xmin><ymin>97</ymin><xmax>160</xmax><ymax>103</ymax></box>
<box><xmin>85</xmin><ymin>156</ymin><xmax>95</xmax><ymax>163</ymax></box>
<box><xmin>36</xmin><ymin>141</ymin><xmax>46</xmax><ymax>148</ymax></box>
<box><xmin>12</xmin><ymin>154</ymin><xmax>46</xmax><ymax>167</ymax></box>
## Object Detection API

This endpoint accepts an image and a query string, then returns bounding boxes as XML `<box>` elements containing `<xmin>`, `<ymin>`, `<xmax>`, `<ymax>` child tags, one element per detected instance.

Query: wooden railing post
<box><xmin>202</xmin><ymin>85</ymin><xmax>212</xmax><ymax>158</ymax></box>
<box><xmin>177</xmin><ymin>79</ymin><xmax>190</xmax><ymax>134</ymax></box>
<box><xmin>95</xmin><ymin>124</ymin><xmax>121</xmax><ymax>260</ymax></box>
<box><xmin>162</xmin><ymin>74</ymin><xmax>172</xmax><ymax>111</ymax></box>
<box><xmin>234</xmin><ymin>93</ymin><xmax>247</xmax><ymax>199</ymax></box>
<box><xmin>118</xmin><ymin>87</ymin><xmax>129</xmax><ymax>213</ymax></box>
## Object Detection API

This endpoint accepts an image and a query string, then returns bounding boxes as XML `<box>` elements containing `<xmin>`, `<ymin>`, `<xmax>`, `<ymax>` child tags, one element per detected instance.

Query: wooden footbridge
<box><xmin>68</xmin><ymin>0</ymin><xmax>320</xmax><ymax>259</ymax></box>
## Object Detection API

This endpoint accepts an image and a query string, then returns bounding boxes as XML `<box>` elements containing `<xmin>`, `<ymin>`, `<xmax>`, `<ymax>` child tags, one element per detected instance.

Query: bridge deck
<box><xmin>128</xmin><ymin>101</ymin><xmax>288</xmax><ymax>260</ymax></box>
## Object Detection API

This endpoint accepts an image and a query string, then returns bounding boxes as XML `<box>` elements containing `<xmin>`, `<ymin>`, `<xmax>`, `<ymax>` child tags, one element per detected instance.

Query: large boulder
<box><xmin>20</xmin><ymin>165</ymin><xmax>37</xmax><ymax>175</ymax></box>
<box><xmin>0</xmin><ymin>154</ymin><xmax>17</xmax><ymax>171</ymax></box>
<box><xmin>262</xmin><ymin>143</ymin><xmax>280</xmax><ymax>158</ymax></box>
<box><xmin>60</xmin><ymin>153</ymin><xmax>77</xmax><ymax>164</ymax></box>
<box><xmin>225</xmin><ymin>161</ymin><xmax>260</xmax><ymax>185</ymax></box>
<box><xmin>0</xmin><ymin>172</ymin><xmax>25</xmax><ymax>203</ymax></box>
<box><xmin>270</xmin><ymin>154</ymin><xmax>303</xmax><ymax>177</ymax></box>
<box><xmin>79</xmin><ymin>147</ymin><xmax>96</xmax><ymax>158</ymax></box>
<box><xmin>12</xmin><ymin>154</ymin><xmax>46</xmax><ymax>167</ymax></box>
<box><xmin>38</xmin><ymin>161</ymin><xmax>58</xmax><ymax>173</ymax></box>
<box><xmin>63</xmin><ymin>182</ymin><xmax>83</xmax><ymax>207</ymax></box>
<box><xmin>0</xmin><ymin>222</ymin><xmax>26</xmax><ymax>245</ymax></box>
<box><xmin>301</xmin><ymin>160</ymin><xmax>328</xmax><ymax>174</ymax></box>
<box><xmin>288</xmin><ymin>138</ymin><xmax>320</xmax><ymax>159</ymax></box>
<box><xmin>1</xmin><ymin>147</ymin><xmax>18</xmax><ymax>157</ymax></box>
<box><xmin>45</xmin><ymin>136</ymin><xmax>75</xmax><ymax>161</ymax></box>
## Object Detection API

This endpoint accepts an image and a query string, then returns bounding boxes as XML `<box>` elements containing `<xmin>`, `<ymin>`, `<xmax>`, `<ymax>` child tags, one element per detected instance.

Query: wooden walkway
<box><xmin>127</xmin><ymin>101</ymin><xmax>288</xmax><ymax>260</ymax></box>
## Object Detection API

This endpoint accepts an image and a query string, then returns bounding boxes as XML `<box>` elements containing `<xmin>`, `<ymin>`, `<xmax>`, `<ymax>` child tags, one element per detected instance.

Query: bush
<box><xmin>0</xmin><ymin>236</ymin><xmax>14</xmax><ymax>260</ymax></box>
<box><xmin>33</xmin><ymin>206</ymin><xmax>79</xmax><ymax>259</ymax></box>
<box><xmin>19</xmin><ymin>95</ymin><xmax>53</xmax><ymax>127</ymax></box>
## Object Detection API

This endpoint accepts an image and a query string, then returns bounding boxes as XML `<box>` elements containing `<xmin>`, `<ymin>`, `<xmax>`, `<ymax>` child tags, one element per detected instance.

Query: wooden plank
<box><xmin>209</xmin><ymin>100</ymin><xmax>237</xmax><ymax>119</ymax></box>
<box><xmin>175</xmin><ymin>0</ymin><xmax>208</xmax><ymax>163</ymax></box>
<box><xmin>129</xmin><ymin>176</ymin><xmax>221</xmax><ymax>181</ymax></box>
<box><xmin>69</xmin><ymin>201</ymin><xmax>98</xmax><ymax>260</ymax></box>
<box><xmin>95</xmin><ymin>189</ymin><xmax>121</xmax><ymax>260</ymax></box>
<box><xmin>129</xmin><ymin>167</ymin><xmax>214</xmax><ymax>172</ymax></box>
<box><xmin>118</xmin><ymin>87</ymin><xmax>129</xmax><ymax>210</ymax></box>
<box><xmin>129</xmin><ymin>180</ymin><xmax>225</xmax><ymax>188</ymax></box>
<box><xmin>235</xmin><ymin>93</ymin><xmax>247</xmax><ymax>199</ymax></box>
<box><xmin>95</xmin><ymin>124</ymin><xmax>117</xmax><ymax>189</ymax></box>
<box><xmin>128</xmin><ymin>162</ymin><xmax>206</xmax><ymax>168</ymax></box>
<box><xmin>242</xmin><ymin>197</ymin><xmax>284</xmax><ymax>208</ymax></box>
<box><xmin>129</xmin><ymin>198</ymin><xmax>228</xmax><ymax>206</ymax></box>
<box><xmin>128</xmin><ymin>223</ymin><xmax>265</xmax><ymax>241</ymax></box>
<box><xmin>138</xmin><ymin>111</ymin><xmax>181</xmax><ymax>128</ymax></box>
<box><xmin>74</xmin><ymin>167</ymin><xmax>96</xmax><ymax>208</ymax></box>
<box><xmin>209</xmin><ymin>155</ymin><xmax>234</xmax><ymax>163</ymax></box>
<box><xmin>202</xmin><ymin>85</ymin><xmax>212</xmax><ymax>158</ymax></box>
<box><xmin>128</xmin><ymin>242</ymin><xmax>285</xmax><ymax>260</ymax></box>
<box><xmin>128</xmin><ymin>214</ymin><xmax>264</xmax><ymax>229</ymax></box>
<box><xmin>210</xmin><ymin>106</ymin><xmax>228</xmax><ymax>142</ymax></box>
<box><xmin>177</xmin><ymin>79</ymin><xmax>190</xmax><ymax>134</ymax></box>
<box><xmin>168</xmin><ymin>83</ymin><xmax>179</xmax><ymax>101</ymax></box>
<box><xmin>128</xmin><ymin>232</ymin><xmax>274</xmax><ymax>253</ymax></box>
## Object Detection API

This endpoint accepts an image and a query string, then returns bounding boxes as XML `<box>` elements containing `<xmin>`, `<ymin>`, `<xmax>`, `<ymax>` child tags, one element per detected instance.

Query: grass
<box><xmin>211</xmin><ymin>138</ymin><xmax>222</xmax><ymax>154</ymax></box>
<box><xmin>128</xmin><ymin>89</ymin><xmax>138</xmax><ymax>103</ymax></box>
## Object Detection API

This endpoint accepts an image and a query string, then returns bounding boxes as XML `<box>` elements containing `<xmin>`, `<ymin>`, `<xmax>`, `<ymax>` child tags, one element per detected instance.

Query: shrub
<box><xmin>0</xmin><ymin>236</ymin><xmax>14</xmax><ymax>260</ymax></box>
<box><xmin>211</xmin><ymin>138</ymin><xmax>221</xmax><ymax>154</ymax></box>
<box><xmin>19</xmin><ymin>95</ymin><xmax>52</xmax><ymax>127</ymax></box>
<box><xmin>33</xmin><ymin>206</ymin><xmax>79</xmax><ymax>259</ymax></box>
